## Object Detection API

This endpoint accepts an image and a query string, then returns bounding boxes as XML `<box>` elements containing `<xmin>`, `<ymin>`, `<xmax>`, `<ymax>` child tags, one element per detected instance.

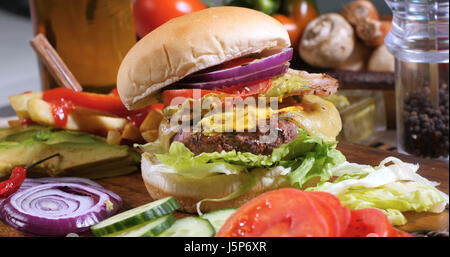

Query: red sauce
<box><xmin>20</xmin><ymin>118</ymin><xmax>34</xmax><ymax>126</ymax></box>
<box><xmin>42</xmin><ymin>88</ymin><xmax>164</xmax><ymax>128</ymax></box>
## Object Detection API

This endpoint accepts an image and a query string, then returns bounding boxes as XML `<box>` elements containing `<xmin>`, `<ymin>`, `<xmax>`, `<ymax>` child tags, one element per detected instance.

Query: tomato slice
<box><xmin>219</xmin><ymin>57</ymin><xmax>256</xmax><ymax>70</ymax></box>
<box><xmin>391</xmin><ymin>228</ymin><xmax>413</xmax><ymax>237</ymax></box>
<box><xmin>217</xmin><ymin>79</ymin><xmax>272</xmax><ymax>97</ymax></box>
<box><xmin>306</xmin><ymin>193</ymin><xmax>341</xmax><ymax>237</ymax></box>
<box><xmin>308</xmin><ymin>191</ymin><xmax>351</xmax><ymax>235</ymax></box>
<box><xmin>201</xmin><ymin>57</ymin><xmax>256</xmax><ymax>73</ymax></box>
<box><xmin>162</xmin><ymin>79</ymin><xmax>272</xmax><ymax>106</ymax></box>
<box><xmin>344</xmin><ymin>209</ymin><xmax>394</xmax><ymax>237</ymax></box>
<box><xmin>216</xmin><ymin>188</ymin><xmax>330</xmax><ymax>237</ymax></box>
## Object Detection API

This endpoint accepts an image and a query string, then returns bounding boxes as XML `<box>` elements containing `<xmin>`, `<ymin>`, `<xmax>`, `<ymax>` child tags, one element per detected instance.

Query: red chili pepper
<box><xmin>0</xmin><ymin>166</ymin><xmax>27</xmax><ymax>200</ymax></box>
<box><xmin>0</xmin><ymin>153</ymin><xmax>61</xmax><ymax>200</ymax></box>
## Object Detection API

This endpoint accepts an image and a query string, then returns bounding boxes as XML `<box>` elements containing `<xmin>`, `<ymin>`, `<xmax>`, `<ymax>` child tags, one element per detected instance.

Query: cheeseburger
<box><xmin>117</xmin><ymin>7</ymin><xmax>344</xmax><ymax>213</ymax></box>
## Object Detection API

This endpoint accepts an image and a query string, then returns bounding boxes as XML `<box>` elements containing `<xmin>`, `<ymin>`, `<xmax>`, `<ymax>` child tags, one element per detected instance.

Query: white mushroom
<box><xmin>341</xmin><ymin>0</ymin><xmax>391</xmax><ymax>47</ymax></box>
<box><xmin>299</xmin><ymin>13</ymin><xmax>355</xmax><ymax>68</ymax></box>
<box><xmin>335</xmin><ymin>40</ymin><xmax>371</xmax><ymax>71</ymax></box>
<box><xmin>367</xmin><ymin>44</ymin><xmax>395</xmax><ymax>72</ymax></box>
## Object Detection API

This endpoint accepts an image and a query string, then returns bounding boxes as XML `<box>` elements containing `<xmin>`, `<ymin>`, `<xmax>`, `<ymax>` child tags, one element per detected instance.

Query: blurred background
<box><xmin>0</xmin><ymin>0</ymin><xmax>448</xmax><ymax>159</ymax></box>
<box><xmin>0</xmin><ymin>0</ymin><xmax>391</xmax><ymax>108</ymax></box>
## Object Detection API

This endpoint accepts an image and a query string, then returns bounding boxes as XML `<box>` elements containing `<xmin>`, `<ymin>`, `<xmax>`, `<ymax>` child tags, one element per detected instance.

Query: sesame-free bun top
<box><xmin>117</xmin><ymin>6</ymin><xmax>290</xmax><ymax>110</ymax></box>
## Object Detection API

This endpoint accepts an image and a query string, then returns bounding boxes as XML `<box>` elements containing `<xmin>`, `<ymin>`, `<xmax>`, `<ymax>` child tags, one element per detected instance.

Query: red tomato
<box><xmin>162</xmin><ymin>79</ymin><xmax>272</xmax><ymax>106</ymax></box>
<box><xmin>216</xmin><ymin>188</ymin><xmax>331</xmax><ymax>237</ymax></box>
<box><xmin>134</xmin><ymin>0</ymin><xmax>207</xmax><ymax>38</ymax></box>
<box><xmin>216</xmin><ymin>79</ymin><xmax>272</xmax><ymax>97</ymax></box>
<box><xmin>307</xmin><ymin>193</ymin><xmax>342</xmax><ymax>237</ymax></box>
<box><xmin>391</xmin><ymin>228</ymin><xmax>413</xmax><ymax>237</ymax></box>
<box><xmin>308</xmin><ymin>191</ymin><xmax>351</xmax><ymax>234</ymax></box>
<box><xmin>283</xmin><ymin>0</ymin><xmax>318</xmax><ymax>37</ymax></box>
<box><xmin>273</xmin><ymin>14</ymin><xmax>301</xmax><ymax>48</ymax></box>
<box><xmin>344</xmin><ymin>209</ymin><xmax>394</xmax><ymax>237</ymax></box>
<box><xmin>219</xmin><ymin>58</ymin><xmax>257</xmax><ymax>70</ymax></box>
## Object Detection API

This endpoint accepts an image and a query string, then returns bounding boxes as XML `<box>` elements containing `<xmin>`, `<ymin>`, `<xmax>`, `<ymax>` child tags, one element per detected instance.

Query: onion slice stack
<box><xmin>0</xmin><ymin>178</ymin><xmax>122</xmax><ymax>236</ymax></box>
<box><xmin>174</xmin><ymin>48</ymin><xmax>293</xmax><ymax>90</ymax></box>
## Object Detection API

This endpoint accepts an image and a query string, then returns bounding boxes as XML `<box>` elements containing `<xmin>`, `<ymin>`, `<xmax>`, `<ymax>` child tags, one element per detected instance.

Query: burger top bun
<box><xmin>117</xmin><ymin>6</ymin><xmax>291</xmax><ymax>110</ymax></box>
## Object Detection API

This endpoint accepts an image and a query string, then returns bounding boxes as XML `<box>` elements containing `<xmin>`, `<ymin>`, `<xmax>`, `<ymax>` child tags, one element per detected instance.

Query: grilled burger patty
<box><xmin>171</xmin><ymin>119</ymin><xmax>299</xmax><ymax>155</ymax></box>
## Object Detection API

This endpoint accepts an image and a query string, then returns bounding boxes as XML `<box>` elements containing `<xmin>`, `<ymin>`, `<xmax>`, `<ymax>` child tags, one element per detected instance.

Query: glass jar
<box><xmin>29</xmin><ymin>0</ymin><xmax>137</xmax><ymax>93</ymax></box>
<box><xmin>385</xmin><ymin>0</ymin><xmax>449</xmax><ymax>160</ymax></box>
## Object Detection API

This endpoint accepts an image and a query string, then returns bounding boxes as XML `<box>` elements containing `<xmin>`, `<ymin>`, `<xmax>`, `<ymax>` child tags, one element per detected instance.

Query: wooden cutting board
<box><xmin>0</xmin><ymin>141</ymin><xmax>448</xmax><ymax>237</ymax></box>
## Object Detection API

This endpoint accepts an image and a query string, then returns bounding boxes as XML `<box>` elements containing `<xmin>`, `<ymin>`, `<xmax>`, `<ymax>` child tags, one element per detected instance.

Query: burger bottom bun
<box><xmin>141</xmin><ymin>153</ymin><xmax>291</xmax><ymax>213</ymax></box>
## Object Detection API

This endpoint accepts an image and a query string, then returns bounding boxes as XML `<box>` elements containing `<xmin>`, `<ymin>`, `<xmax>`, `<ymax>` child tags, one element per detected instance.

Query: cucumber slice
<box><xmin>201</xmin><ymin>208</ymin><xmax>236</xmax><ymax>233</ymax></box>
<box><xmin>105</xmin><ymin>214</ymin><xmax>176</xmax><ymax>237</ymax></box>
<box><xmin>91</xmin><ymin>197</ymin><xmax>180</xmax><ymax>236</ymax></box>
<box><xmin>158</xmin><ymin>217</ymin><xmax>215</xmax><ymax>237</ymax></box>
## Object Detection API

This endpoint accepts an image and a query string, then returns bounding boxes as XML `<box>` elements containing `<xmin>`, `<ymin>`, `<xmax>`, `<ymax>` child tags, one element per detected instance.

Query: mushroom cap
<box><xmin>299</xmin><ymin>13</ymin><xmax>355</xmax><ymax>68</ymax></box>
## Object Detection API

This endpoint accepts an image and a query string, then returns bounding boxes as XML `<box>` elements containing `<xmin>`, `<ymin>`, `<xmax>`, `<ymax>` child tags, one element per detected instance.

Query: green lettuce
<box><xmin>307</xmin><ymin>158</ymin><xmax>449</xmax><ymax>225</ymax></box>
<box><xmin>338</xmin><ymin>182</ymin><xmax>447</xmax><ymax>225</ymax></box>
<box><xmin>138</xmin><ymin>129</ymin><xmax>345</xmax><ymax>188</ymax></box>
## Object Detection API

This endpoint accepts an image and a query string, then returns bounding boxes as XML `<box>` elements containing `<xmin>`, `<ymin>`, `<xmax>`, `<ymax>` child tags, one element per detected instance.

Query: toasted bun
<box><xmin>117</xmin><ymin>7</ymin><xmax>290</xmax><ymax>110</ymax></box>
<box><xmin>141</xmin><ymin>154</ymin><xmax>291</xmax><ymax>213</ymax></box>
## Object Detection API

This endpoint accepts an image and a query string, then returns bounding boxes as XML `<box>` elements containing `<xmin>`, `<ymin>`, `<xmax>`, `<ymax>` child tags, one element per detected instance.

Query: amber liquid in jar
<box><xmin>29</xmin><ymin>0</ymin><xmax>136</xmax><ymax>93</ymax></box>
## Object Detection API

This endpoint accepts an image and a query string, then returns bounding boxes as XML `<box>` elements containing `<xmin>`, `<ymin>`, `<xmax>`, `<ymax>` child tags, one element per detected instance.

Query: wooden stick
<box><xmin>30</xmin><ymin>33</ymin><xmax>83</xmax><ymax>92</ymax></box>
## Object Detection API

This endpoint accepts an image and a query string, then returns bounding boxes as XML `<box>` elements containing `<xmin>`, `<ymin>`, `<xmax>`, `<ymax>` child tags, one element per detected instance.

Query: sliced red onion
<box><xmin>0</xmin><ymin>182</ymin><xmax>122</xmax><ymax>236</ymax></box>
<box><xmin>184</xmin><ymin>48</ymin><xmax>293</xmax><ymax>82</ymax></box>
<box><xmin>174</xmin><ymin>63</ymin><xmax>289</xmax><ymax>90</ymax></box>
<box><xmin>19</xmin><ymin>177</ymin><xmax>102</xmax><ymax>192</ymax></box>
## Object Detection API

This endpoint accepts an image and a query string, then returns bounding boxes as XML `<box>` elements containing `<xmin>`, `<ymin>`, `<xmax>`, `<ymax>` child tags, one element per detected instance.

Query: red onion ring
<box><xmin>19</xmin><ymin>177</ymin><xmax>103</xmax><ymax>191</ymax></box>
<box><xmin>173</xmin><ymin>63</ymin><xmax>289</xmax><ymax>90</ymax></box>
<box><xmin>183</xmin><ymin>48</ymin><xmax>293</xmax><ymax>82</ymax></box>
<box><xmin>0</xmin><ymin>182</ymin><xmax>121</xmax><ymax>236</ymax></box>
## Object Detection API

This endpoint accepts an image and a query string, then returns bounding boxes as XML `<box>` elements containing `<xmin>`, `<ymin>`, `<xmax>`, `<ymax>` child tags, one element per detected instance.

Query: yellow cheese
<box><xmin>198</xmin><ymin>95</ymin><xmax>342</xmax><ymax>141</ymax></box>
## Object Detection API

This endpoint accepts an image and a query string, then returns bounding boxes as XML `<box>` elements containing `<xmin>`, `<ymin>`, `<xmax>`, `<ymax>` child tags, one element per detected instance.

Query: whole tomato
<box><xmin>134</xmin><ymin>0</ymin><xmax>207</xmax><ymax>38</ymax></box>
<box><xmin>273</xmin><ymin>14</ymin><xmax>301</xmax><ymax>48</ymax></box>
<box><xmin>282</xmin><ymin>0</ymin><xmax>318</xmax><ymax>37</ymax></box>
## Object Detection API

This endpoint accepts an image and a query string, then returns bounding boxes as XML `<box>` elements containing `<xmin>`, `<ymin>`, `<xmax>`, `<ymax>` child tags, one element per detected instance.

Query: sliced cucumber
<box><xmin>105</xmin><ymin>214</ymin><xmax>175</xmax><ymax>237</ymax></box>
<box><xmin>91</xmin><ymin>197</ymin><xmax>180</xmax><ymax>236</ymax></box>
<box><xmin>158</xmin><ymin>217</ymin><xmax>215</xmax><ymax>237</ymax></box>
<box><xmin>201</xmin><ymin>208</ymin><xmax>236</xmax><ymax>233</ymax></box>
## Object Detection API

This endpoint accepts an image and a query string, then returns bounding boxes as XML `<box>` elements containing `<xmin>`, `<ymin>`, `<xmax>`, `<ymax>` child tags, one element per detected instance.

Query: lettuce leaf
<box><xmin>338</xmin><ymin>182</ymin><xmax>447</xmax><ymax>226</ymax></box>
<box><xmin>139</xmin><ymin>129</ymin><xmax>345</xmax><ymax>187</ymax></box>
<box><xmin>307</xmin><ymin>157</ymin><xmax>449</xmax><ymax>225</ymax></box>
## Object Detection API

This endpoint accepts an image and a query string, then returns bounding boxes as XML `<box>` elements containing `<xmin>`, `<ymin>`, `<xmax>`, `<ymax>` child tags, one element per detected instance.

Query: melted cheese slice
<box><xmin>279</xmin><ymin>95</ymin><xmax>342</xmax><ymax>141</ymax></box>
<box><xmin>197</xmin><ymin>95</ymin><xmax>342</xmax><ymax>141</ymax></box>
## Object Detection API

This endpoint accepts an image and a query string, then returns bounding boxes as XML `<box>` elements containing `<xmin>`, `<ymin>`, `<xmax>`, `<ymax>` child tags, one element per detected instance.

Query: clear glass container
<box><xmin>29</xmin><ymin>0</ymin><xmax>137</xmax><ymax>93</ymax></box>
<box><xmin>385</xmin><ymin>0</ymin><xmax>449</xmax><ymax>160</ymax></box>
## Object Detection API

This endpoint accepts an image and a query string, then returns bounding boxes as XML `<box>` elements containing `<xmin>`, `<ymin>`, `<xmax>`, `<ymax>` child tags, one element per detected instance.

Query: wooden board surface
<box><xmin>0</xmin><ymin>141</ymin><xmax>448</xmax><ymax>237</ymax></box>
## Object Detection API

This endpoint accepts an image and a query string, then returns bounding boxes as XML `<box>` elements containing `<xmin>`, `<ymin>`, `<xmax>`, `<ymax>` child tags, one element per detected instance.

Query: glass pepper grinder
<box><xmin>385</xmin><ymin>0</ymin><xmax>449</xmax><ymax>160</ymax></box>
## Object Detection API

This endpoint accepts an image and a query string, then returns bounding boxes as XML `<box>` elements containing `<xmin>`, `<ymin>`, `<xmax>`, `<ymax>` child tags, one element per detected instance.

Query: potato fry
<box><xmin>141</xmin><ymin>129</ymin><xmax>159</xmax><ymax>142</ymax></box>
<box><xmin>140</xmin><ymin>109</ymin><xmax>165</xmax><ymax>132</ymax></box>
<box><xmin>139</xmin><ymin>109</ymin><xmax>166</xmax><ymax>142</ymax></box>
<box><xmin>121</xmin><ymin>123</ymin><xmax>144</xmax><ymax>142</ymax></box>
<box><xmin>106</xmin><ymin>130</ymin><xmax>122</xmax><ymax>145</ymax></box>
<box><xmin>7</xmin><ymin>120</ymin><xmax>22</xmax><ymax>128</ymax></box>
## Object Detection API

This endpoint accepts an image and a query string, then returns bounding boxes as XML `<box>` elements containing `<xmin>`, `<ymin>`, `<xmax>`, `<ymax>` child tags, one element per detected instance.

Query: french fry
<box><xmin>139</xmin><ymin>109</ymin><xmax>166</xmax><ymax>142</ymax></box>
<box><xmin>139</xmin><ymin>109</ymin><xmax>165</xmax><ymax>132</ymax></box>
<box><xmin>106</xmin><ymin>130</ymin><xmax>122</xmax><ymax>145</ymax></box>
<box><xmin>121</xmin><ymin>123</ymin><xmax>144</xmax><ymax>142</ymax></box>
<box><xmin>141</xmin><ymin>129</ymin><xmax>159</xmax><ymax>142</ymax></box>
<box><xmin>7</xmin><ymin>120</ymin><xmax>22</xmax><ymax>128</ymax></box>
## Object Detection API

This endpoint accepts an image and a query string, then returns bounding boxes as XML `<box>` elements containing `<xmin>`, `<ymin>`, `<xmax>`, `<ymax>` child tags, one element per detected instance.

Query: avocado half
<box><xmin>0</xmin><ymin>125</ymin><xmax>140</xmax><ymax>179</ymax></box>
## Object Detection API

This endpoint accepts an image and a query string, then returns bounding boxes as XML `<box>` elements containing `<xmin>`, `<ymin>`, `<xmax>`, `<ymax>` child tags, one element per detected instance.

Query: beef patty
<box><xmin>171</xmin><ymin>119</ymin><xmax>299</xmax><ymax>155</ymax></box>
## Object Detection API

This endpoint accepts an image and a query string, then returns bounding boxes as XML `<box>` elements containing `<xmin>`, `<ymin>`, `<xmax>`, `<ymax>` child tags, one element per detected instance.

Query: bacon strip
<box><xmin>286</xmin><ymin>69</ymin><xmax>339</xmax><ymax>97</ymax></box>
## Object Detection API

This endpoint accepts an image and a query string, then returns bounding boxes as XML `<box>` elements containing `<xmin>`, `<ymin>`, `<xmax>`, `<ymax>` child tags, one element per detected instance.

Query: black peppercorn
<box><xmin>402</xmin><ymin>83</ymin><xmax>449</xmax><ymax>159</ymax></box>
